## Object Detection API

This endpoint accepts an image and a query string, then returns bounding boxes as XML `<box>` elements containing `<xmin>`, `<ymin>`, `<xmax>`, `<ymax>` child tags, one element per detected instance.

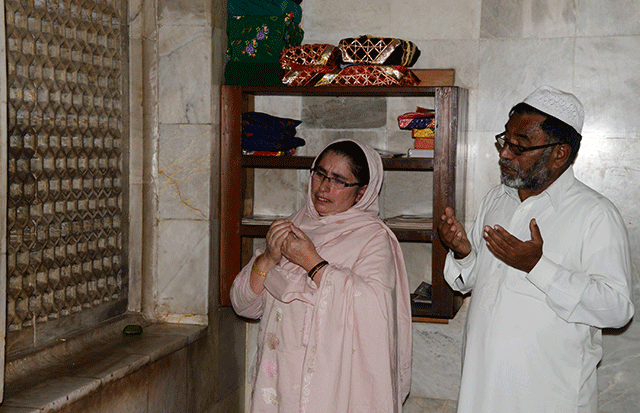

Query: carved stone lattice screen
<box><xmin>5</xmin><ymin>0</ymin><xmax>128</xmax><ymax>336</ymax></box>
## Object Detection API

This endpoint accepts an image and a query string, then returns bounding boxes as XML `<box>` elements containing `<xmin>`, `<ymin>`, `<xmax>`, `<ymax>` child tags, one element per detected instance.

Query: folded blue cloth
<box><xmin>242</xmin><ymin>111</ymin><xmax>302</xmax><ymax>135</ymax></box>
<box><xmin>241</xmin><ymin>111</ymin><xmax>305</xmax><ymax>152</ymax></box>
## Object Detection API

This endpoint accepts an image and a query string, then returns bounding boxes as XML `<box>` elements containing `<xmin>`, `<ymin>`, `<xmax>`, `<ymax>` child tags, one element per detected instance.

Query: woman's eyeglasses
<box><xmin>310</xmin><ymin>168</ymin><xmax>360</xmax><ymax>189</ymax></box>
<box><xmin>495</xmin><ymin>132</ymin><xmax>560</xmax><ymax>156</ymax></box>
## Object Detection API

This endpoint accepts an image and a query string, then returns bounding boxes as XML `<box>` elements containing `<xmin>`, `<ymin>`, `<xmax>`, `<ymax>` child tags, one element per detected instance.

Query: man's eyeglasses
<box><xmin>495</xmin><ymin>132</ymin><xmax>560</xmax><ymax>156</ymax></box>
<box><xmin>310</xmin><ymin>168</ymin><xmax>361</xmax><ymax>189</ymax></box>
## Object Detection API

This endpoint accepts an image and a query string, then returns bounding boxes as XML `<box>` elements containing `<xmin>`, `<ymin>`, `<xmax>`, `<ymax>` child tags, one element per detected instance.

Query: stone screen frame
<box><xmin>3</xmin><ymin>0</ymin><xmax>129</xmax><ymax>357</ymax></box>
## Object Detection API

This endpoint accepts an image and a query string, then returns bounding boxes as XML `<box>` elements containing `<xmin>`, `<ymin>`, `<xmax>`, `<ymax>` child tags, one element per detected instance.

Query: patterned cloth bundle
<box><xmin>398</xmin><ymin>107</ymin><xmax>436</xmax><ymax>148</ymax></box>
<box><xmin>225</xmin><ymin>0</ymin><xmax>304</xmax><ymax>86</ymax></box>
<box><xmin>279</xmin><ymin>44</ymin><xmax>342</xmax><ymax>86</ymax></box>
<box><xmin>279</xmin><ymin>34</ymin><xmax>421</xmax><ymax>87</ymax></box>
<box><xmin>338</xmin><ymin>35</ymin><xmax>420</xmax><ymax>67</ymax></box>
<box><xmin>315</xmin><ymin>65</ymin><xmax>419</xmax><ymax>87</ymax></box>
<box><xmin>228</xmin><ymin>0</ymin><xmax>303</xmax><ymax>25</ymax></box>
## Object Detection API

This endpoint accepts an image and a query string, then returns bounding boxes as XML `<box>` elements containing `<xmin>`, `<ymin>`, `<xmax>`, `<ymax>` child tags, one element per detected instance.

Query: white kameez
<box><xmin>445</xmin><ymin>166</ymin><xmax>634</xmax><ymax>413</ymax></box>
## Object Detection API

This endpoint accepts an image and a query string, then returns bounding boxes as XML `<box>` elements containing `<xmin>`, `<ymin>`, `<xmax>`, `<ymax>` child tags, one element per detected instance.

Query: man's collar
<box><xmin>543</xmin><ymin>165</ymin><xmax>575</xmax><ymax>211</ymax></box>
<box><xmin>499</xmin><ymin>166</ymin><xmax>575</xmax><ymax>211</ymax></box>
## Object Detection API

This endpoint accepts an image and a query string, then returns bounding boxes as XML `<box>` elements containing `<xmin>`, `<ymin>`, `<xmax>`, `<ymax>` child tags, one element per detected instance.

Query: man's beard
<box><xmin>500</xmin><ymin>149</ymin><xmax>553</xmax><ymax>190</ymax></box>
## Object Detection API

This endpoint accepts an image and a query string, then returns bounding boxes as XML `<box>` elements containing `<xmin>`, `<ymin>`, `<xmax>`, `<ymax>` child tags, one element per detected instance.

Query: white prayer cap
<box><xmin>522</xmin><ymin>85</ymin><xmax>584</xmax><ymax>134</ymax></box>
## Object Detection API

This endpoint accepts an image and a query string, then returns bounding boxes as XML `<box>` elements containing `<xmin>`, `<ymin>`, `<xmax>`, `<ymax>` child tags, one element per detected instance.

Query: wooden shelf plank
<box><xmin>232</xmin><ymin>69</ymin><xmax>455</xmax><ymax>96</ymax></box>
<box><xmin>241</xmin><ymin>221</ymin><xmax>434</xmax><ymax>242</ymax></box>
<box><xmin>232</xmin><ymin>85</ymin><xmax>438</xmax><ymax>97</ymax></box>
<box><xmin>412</xmin><ymin>316</ymin><xmax>449</xmax><ymax>324</ymax></box>
<box><xmin>412</xmin><ymin>68</ymin><xmax>455</xmax><ymax>87</ymax></box>
<box><xmin>243</xmin><ymin>155</ymin><xmax>313</xmax><ymax>169</ymax></box>
<box><xmin>243</xmin><ymin>155</ymin><xmax>434</xmax><ymax>171</ymax></box>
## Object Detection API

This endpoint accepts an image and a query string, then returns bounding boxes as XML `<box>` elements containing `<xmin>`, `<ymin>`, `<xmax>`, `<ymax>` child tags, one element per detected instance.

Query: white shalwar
<box><xmin>444</xmin><ymin>167</ymin><xmax>634</xmax><ymax>413</ymax></box>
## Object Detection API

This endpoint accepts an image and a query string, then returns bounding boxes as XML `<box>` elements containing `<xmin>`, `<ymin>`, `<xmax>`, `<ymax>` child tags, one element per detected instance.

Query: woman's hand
<box><xmin>262</xmin><ymin>219</ymin><xmax>294</xmax><ymax>268</ymax></box>
<box><xmin>281</xmin><ymin>225</ymin><xmax>323</xmax><ymax>272</ymax></box>
<box><xmin>250</xmin><ymin>219</ymin><xmax>293</xmax><ymax>294</ymax></box>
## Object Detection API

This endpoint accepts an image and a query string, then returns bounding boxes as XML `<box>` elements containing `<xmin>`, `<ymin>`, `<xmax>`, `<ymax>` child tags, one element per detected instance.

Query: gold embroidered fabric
<box><xmin>281</xmin><ymin>67</ymin><xmax>336</xmax><ymax>86</ymax></box>
<box><xmin>338</xmin><ymin>35</ymin><xmax>420</xmax><ymax>67</ymax></box>
<box><xmin>315</xmin><ymin>65</ymin><xmax>419</xmax><ymax>87</ymax></box>
<box><xmin>279</xmin><ymin>44</ymin><xmax>341</xmax><ymax>69</ymax></box>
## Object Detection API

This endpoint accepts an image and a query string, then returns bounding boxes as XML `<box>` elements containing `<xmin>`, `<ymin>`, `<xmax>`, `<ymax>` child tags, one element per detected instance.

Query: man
<box><xmin>438</xmin><ymin>85</ymin><xmax>635</xmax><ymax>413</ymax></box>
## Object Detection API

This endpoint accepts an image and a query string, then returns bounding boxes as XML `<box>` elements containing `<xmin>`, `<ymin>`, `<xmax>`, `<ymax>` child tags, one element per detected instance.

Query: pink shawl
<box><xmin>231</xmin><ymin>139</ymin><xmax>412</xmax><ymax>412</ymax></box>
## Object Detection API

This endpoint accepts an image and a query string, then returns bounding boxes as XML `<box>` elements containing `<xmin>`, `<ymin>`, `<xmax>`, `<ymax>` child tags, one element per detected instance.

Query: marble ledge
<box><xmin>0</xmin><ymin>317</ymin><xmax>206</xmax><ymax>412</ymax></box>
<box><xmin>403</xmin><ymin>396</ymin><xmax>457</xmax><ymax>413</ymax></box>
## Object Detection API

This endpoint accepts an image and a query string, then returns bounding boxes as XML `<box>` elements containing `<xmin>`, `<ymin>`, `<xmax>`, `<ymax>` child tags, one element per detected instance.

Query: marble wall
<box><xmin>144</xmin><ymin>0</ymin><xmax>213</xmax><ymax>323</ymax></box>
<box><xmin>130</xmin><ymin>0</ymin><xmax>225</xmax><ymax>322</ymax></box>
<box><xmin>244</xmin><ymin>1</ymin><xmax>640</xmax><ymax>412</ymax></box>
<box><xmin>128</xmin><ymin>0</ymin><xmax>246</xmax><ymax>410</ymax></box>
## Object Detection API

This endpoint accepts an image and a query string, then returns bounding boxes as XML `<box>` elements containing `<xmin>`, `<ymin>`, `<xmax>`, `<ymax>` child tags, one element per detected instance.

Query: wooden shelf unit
<box><xmin>220</xmin><ymin>83</ymin><xmax>467</xmax><ymax>321</ymax></box>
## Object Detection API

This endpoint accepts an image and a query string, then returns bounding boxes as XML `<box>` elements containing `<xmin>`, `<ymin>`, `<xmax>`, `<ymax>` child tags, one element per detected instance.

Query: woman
<box><xmin>231</xmin><ymin>139</ymin><xmax>412</xmax><ymax>412</ymax></box>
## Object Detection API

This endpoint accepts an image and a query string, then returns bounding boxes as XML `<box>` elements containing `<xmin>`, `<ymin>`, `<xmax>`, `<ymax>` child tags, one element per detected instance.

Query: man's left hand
<box><xmin>483</xmin><ymin>218</ymin><xmax>543</xmax><ymax>273</ymax></box>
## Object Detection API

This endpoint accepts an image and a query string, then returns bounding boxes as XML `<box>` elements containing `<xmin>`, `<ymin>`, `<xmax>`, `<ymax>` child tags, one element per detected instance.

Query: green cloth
<box><xmin>227</xmin><ymin>15</ymin><xmax>304</xmax><ymax>63</ymax></box>
<box><xmin>224</xmin><ymin>61</ymin><xmax>285</xmax><ymax>86</ymax></box>
<box><xmin>229</xmin><ymin>0</ymin><xmax>303</xmax><ymax>25</ymax></box>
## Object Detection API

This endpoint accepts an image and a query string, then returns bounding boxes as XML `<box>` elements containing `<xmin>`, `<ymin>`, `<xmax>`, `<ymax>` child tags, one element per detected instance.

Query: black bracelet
<box><xmin>308</xmin><ymin>260</ymin><xmax>328</xmax><ymax>281</ymax></box>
